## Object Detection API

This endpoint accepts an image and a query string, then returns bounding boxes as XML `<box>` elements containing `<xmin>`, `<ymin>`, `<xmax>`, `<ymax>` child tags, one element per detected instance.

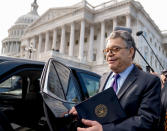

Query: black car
<box><xmin>0</xmin><ymin>56</ymin><xmax>101</xmax><ymax>131</ymax></box>
<box><xmin>0</xmin><ymin>56</ymin><xmax>46</xmax><ymax>130</ymax></box>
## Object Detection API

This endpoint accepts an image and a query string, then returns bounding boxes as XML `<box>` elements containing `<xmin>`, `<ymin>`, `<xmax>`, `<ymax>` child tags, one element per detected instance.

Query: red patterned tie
<box><xmin>112</xmin><ymin>74</ymin><xmax>120</xmax><ymax>92</ymax></box>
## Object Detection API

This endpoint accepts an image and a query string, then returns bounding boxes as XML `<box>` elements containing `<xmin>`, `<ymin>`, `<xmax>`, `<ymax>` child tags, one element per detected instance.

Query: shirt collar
<box><xmin>111</xmin><ymin>64</ymin><xmax>134</xmax><ymax>78</ymax></box>
<box><xmin>119</xmin><ymin>64</ymin><xmax>134</xmax><ymax>78</ymax></box>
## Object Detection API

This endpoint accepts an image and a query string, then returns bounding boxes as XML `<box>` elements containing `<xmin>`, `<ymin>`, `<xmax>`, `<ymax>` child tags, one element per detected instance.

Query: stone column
<box><xmin>60</xmin><ymin>25</ymin><xmax>66</xmax><ymax>54</ymax></box>
<box><xmin>52</xmin><ymin>28</ymin><xmax>57</xmax><ymax>50</ymax></box>
<box><xmin>44</xmin><ymin>31</ymin><xmax>49</xmax><ymax>52</ymax></box>
<box><xmin>126</xmin><ymin>14</ymin><xmax>131</xmax><ymax>28</ymax></box>
<box><xmin>32</xmin><ymin>37</ymin><xmax>36</xmax><ymax>59</ymax></box>
<box><xmin>9</xmin><ymin>42</ymin><xmax>13</xmax><ymax>53</ymax></box>
<box><xmin>13</xmin><ymin>41</ymin><xmax>18</xmax><ymax>53</ymax></box>
<box><xmin>79</xmin><ymin>20</ymin><xmax>85</xmax><ymax>61</ymax></box>
<box><xmin>6</xmin><ymin>42</ymin><xmax>9</xmax><ymax>54</ymax></box>
<box><xmin>99</xmin><ymin>21</ymin><xmax>105</xmax><ymax>64</ymax></box>
<box><xmin>15</xmin><ymin>42</ymin><xmax>18</xmax><ymax>53</ymax></box>
<box><xmin>27</xmin><ymin>39</ymin><xmax>30</xmax><ymax>47</ymax></box>
<box><xmin>16</xmin><ymin>42</ymin><xmax>20</xmax><ymax>53</ymax></box>
<box><xmin>3</xmin><ymin>43</ymin><xmax>6</xmax><ymax>54</ymax></box>
<box><xmin>13</xmin><ymin>42</ymin><xmax>17</xmax><ymax>53</ymax></box>
<box><xmin>38</xmin><ymin>34</ymin><xmax>42</xmax><ymax>53</ymax></box>
<box><xmin>3</xmin><ymin>45</ymin><xmax>5</xmax><ymax>54</ymax></box>
<box><xmin>113</xmin><ymin>17</ymin><xmax>117</xmax><ymax>30</ymax></box>
<box><xmin>26</xmin><ymin>39</ymin><xmax>30</xmax><ymax>58</ymax></box>
<box><xmin>3</xmin><ymin>44</ymin><xmax>6</xmax><ymax>54</ymax></box>
<box><xmin>69</xmin><ymin>22</ymin><xmax>75</xmax><ymax>57</ymax></box>
<box><xmin>20</xmin><ymin>46</ymin><xmax>23</xmax><ymax>57</ymax></box>
<box><xmin>88</xmin><ymin>24</ymin><xmax>94</xmax><ymax>62</ymax></box>
<box><xmin>7</xmin><ymin>42</ymin><xmax>10</xmax><ymax>53</ymax></box>
<box><xmin>13</xmin><ymin>42</ymin><xmax>16</xmax><ymax>53</ymax></box>
<box><xmin>18</xmin><ymin>42</ymin><xmax>21</xmax><ymax>53</ymax></box>
<box><xmin>32</xmin><ymin>37</ymin><xmax>36</xmax><ymax>49</ymax></box>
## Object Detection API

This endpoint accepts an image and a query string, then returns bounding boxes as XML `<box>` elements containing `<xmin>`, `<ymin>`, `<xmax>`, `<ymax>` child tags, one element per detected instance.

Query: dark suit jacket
<box><xmin>159</xmin><ymin>81</ymin><xmax>167</xmax><ymax>131</ymax></box>
<box><xmin>99</xmin><ymin>66</ymin><xmax>161</xmax><ymax>131</ymax></box>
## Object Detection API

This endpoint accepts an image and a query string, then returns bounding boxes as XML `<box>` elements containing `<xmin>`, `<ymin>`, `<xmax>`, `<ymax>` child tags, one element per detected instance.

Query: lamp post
<box><xmin>25</xmin><ymin>44</ymin><xmax>36</xmax><ymax>59</ymax></box>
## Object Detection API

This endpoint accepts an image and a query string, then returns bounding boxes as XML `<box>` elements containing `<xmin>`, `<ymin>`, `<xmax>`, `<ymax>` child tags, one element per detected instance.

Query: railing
<box><xmin>83</xmin><ymin>0</ymin><xmax>125</xmax><ymax>11</ymax></box>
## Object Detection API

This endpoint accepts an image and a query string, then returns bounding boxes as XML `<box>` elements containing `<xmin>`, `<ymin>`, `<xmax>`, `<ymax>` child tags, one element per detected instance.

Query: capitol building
<box><xmin>1</xmin><ymin>0</ymin><xmax>167</xmax><ymax>74</ymax></box>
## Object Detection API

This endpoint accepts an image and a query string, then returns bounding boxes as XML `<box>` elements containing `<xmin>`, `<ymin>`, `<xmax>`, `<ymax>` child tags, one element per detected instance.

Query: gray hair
<box><xmin>106</xmin><ymin>30</ymin><xmax>136</xmax><ymax>59</ymax></box>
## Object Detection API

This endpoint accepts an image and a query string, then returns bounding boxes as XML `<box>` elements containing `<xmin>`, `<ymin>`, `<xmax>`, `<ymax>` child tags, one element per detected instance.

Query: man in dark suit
<box><xmin>70</xmin><ymin>26</ymin><xmax>161</xmax><ymax>131</ymax></box>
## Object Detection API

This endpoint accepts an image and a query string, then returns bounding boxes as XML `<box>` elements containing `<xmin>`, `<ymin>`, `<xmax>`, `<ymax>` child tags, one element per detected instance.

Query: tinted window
<box><xmin>0</xmin><ymin>76</ymin><xmax>22</xmax><ymax>98</ymax></box>
<box><xmin>47</xmin><ymin>62</ymin><xmax>66</xmax><ymax>99</ymax></box>
<box><xmin>45</xmin><ymin>60</ymin><xmax>81</xmax><ymax>103</ymax></box>
<box><xmin>52</xmin><ymin>61</ymin><xmax>70</xmax><ymax>94</ymax></box>
<box><xmin>79</xmin><ymin>73</ymin><xmax>99</xmax><ymax>97</ymax></box>
<box><xmin>66</xmin><ymin>76</ymin><xmax>81</xmax><ymax>103</ymax></box>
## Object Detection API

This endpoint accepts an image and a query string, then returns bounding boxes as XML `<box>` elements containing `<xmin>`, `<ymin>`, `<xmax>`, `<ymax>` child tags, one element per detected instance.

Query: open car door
<box><xmin>41</xmin><ymin>58</ymin><xmax>100</xmax><ymax>131</ymax></box>
<box><xmin>41</xmin><ymin>58</ymin><xmax>83</xmax><ymax>131</ymax></box>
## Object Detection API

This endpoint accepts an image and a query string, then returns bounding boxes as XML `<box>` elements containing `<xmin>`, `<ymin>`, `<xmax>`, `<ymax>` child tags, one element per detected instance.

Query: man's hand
<box><xmin>77</xmin><ymin>119</ymin><xmax>103</xmax><ymax>131</ymax></box>
<box><xmin>69</xmin><ymin>106</ymin><xmax>78</xmax><ymax>115</ymax></box>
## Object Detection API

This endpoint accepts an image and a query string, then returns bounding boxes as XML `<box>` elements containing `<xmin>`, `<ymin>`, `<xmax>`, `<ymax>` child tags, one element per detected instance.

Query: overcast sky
<box><xmin>0</xmin><ymin>0</ymin><xmax>167</xmax><ymax>53</ymax></box>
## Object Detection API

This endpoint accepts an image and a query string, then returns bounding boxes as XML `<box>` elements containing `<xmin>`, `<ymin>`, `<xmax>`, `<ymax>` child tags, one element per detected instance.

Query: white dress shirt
<box><xmin>104</xmin><ymin>64</ymin><xmax>134</xmax><ymax>95</ymax></box>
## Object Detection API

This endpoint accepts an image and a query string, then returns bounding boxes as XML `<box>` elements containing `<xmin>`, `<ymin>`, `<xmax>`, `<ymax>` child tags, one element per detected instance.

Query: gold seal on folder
<box><xmin>95</xmin><ymin>104</ymin><xmax>108</xmax><ymax>118</ymax></box>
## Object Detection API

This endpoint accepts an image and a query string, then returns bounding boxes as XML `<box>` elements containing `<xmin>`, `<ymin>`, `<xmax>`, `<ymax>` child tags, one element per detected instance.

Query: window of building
<box><xmin>150</xmin><ymin>55</ymin><xmax>153</xmax><ymax>65</ymax></box>
<box><xmin>155</xmin><ymin>42</ymin><xmax>157</xmax><ymax>47</ymax></box>
<box><xmin>21</xmin><ymin>30</ymin><xmax>23</xmax><ymax>35</ymax></box>
<box><xmin>84</xmin><ymin>38</ymin><xmax>87</xmax><ymax>43</ymax></box>
<box><xmin>94</xmin><ymin>35</ymin><xmax>97</xmax><ymax>40</ymax></box>
<box><xmin>93</xmin><ymin>53</ymin><xmax>96</xmax><ymax>61</ymax></box>
<box><xmin>155</xmin><ymin>60</ymin><xmax>157</xmax><ymax>67</ymax></box>
<box><xmin>75</xmin><ymin>40</ymin><xmax>78</xmax><ymax>45</ymax></box>
<box><xmin>144</xmin><ymin>47</ymin><xmax>148</xmax><ymax>61</ymax></box>
<box><xmin>150</xmin><ymin>37</ymin><xmax>152</xmax><ymax>43</ymax></box>
<box><xmin>105</xmin><ymin>32</ymin><xmax>108</xmax><ymax>38</ymax></box>
<box><xmin>17</xmin><ymin>30</ymin><xmax>19</xmax><ymax>36</ymax></box>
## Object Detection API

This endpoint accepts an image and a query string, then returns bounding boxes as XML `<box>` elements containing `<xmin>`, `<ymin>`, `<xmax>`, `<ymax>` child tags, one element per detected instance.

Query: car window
<box><xmin>79</xmin><ymin>73</ymin><xmax>100</xmax><ymax>97</ymax></box>
<box><xmin>44</xmin><ymin>60</ymin><xmax>81</xmax><ymax>104</ymax></box>
<box><xmin>52</xmin><ymin>61</ymin><xmax>70</xmax><ymax>94</ymax></box>
<box><xmin>0</xmin><ymin>76</ymin><xmax>22</xmax><ymax>98</ymax></box>
<box><xmin>47</xmin><ymin>62</ymin><xmax>65</xmax><ymax>99</ymax></box>
<box><xmin>66</xmin><ymin>76</ymin><xmax>81</xmax><ymax>103</ymax></box>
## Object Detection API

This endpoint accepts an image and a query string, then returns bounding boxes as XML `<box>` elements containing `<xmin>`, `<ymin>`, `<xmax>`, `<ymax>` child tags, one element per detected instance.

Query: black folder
<box><xmin>75</xmin><ymin>87</ymin><xmax>126</xmax><ymax>124</ymax></box>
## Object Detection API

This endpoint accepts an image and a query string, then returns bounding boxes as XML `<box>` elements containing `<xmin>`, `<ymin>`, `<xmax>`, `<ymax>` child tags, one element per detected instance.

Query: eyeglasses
<box><xmin>103</xmin><ymin>46</ymin><xmax>128</xmax><ymax>55</ymax></box>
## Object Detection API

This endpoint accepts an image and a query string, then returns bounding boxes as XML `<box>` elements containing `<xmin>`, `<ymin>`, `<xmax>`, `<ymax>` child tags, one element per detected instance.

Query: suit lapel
<box><xmin>99</xmin><ymin>71</ymin><xmax>112</xmax><ymax>92</ymax></box>
<box><xmin>117</xmin><ymin>66</ymin><xmax>138</xmax><ymax>99</ymax></box>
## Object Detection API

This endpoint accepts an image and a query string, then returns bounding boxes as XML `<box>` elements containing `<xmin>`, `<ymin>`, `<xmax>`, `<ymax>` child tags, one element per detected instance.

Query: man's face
<box><xmin>106</xmin><ymin>37</ymin><xmax>134</xmax><ymax>73</ymax></box>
